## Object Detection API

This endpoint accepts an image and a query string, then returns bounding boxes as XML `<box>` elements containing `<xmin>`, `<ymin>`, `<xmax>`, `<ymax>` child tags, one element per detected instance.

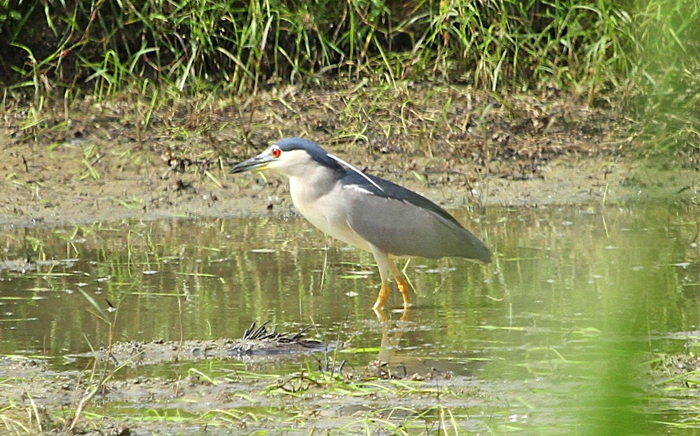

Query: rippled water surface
<box><xmin>1</xmin><ymin>202</ymin><xmax>699</xmax><ymax>433</ymax></box>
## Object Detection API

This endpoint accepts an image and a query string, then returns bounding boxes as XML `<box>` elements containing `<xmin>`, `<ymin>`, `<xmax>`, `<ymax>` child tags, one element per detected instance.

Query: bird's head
<box><xmin>229</xmin><ymin>138</ymin><xmax>341</xmax><ymax>178</ymax></box>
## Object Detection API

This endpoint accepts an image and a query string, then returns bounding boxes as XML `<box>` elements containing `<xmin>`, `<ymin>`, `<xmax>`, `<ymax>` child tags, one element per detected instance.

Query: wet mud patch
<box><xmin>646</xmin><ymin>349</ymin><xmax>700</xmax><ymax>430</ymax></box>
<box><xmin>2</xmin><ymin>85</ymin><xmax>697</xmax><ymax>230</ymax></box>
<box><xmin>0</xmin><ymin>341</ymin><xmax>487</xmax><ymax>435</ymax></box>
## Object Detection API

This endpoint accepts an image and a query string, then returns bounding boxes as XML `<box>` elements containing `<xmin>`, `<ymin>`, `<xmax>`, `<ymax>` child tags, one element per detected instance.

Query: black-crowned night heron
<box><xmin>230</xmin><ymin>138</ymin><xmax>492</xmax><ymax>311</ymax></box>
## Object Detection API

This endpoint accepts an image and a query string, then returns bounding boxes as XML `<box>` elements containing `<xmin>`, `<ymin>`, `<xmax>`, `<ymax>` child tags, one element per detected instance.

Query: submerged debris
<box><xmin>230</xmin><ymin>321</ymin><xmax>329</xmax><ymax>355</ymax></box>
<box><xmin>73</xmin><ymin>321</ymin><xmax>342</xmax><ymax>366</ymax></box>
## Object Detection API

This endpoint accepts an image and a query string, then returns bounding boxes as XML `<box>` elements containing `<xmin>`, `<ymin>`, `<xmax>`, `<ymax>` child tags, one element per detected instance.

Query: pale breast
<box><xmin>289</xmin><ymin>175</ymin><xmax>371</xmax><ymax>253</ymax></box>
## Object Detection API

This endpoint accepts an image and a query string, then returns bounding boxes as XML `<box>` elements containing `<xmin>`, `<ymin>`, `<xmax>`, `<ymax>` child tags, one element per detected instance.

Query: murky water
<box><xmin>1</xmin><ymin>202</ymin><xmax>699</xmax><ymax>433</ymax></box>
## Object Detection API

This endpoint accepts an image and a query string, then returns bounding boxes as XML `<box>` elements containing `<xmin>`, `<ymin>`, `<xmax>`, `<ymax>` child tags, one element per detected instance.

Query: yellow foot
<box><xmin>372</xmin><ymin>307</ymin><xmax>389</xmax><ymax>322</ymax></box>
<box><xmin>396</xmin><ymin>276</ymin><xmax>411</xmax><ymax>308</ymax></box>
<box><xmin>373</xmin><ymin>282</ymin><xmax>391</xmax><ymax>310</ymax></box>
<box><xmin>372</xmin><ymin>306</ymin><xmax>409</xmax><ymax>322</ymax></box>
<box><xmin>399</xmin><ymin>306</ymin><xmax>410</xmax><ymax>322</ymax></box>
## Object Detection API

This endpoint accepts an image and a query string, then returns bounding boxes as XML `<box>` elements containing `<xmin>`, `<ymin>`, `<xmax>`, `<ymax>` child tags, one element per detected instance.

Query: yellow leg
<box><xmin>370</xmin><ymin>246</ymin><xmax>411</xmax><ymax>311</ymax></box>
<box><xmin>373</xmin><ymin>281</ymin><xmax>391</xmax><ymax>311</ymax></box>
<box><xmin>370</xmin><ymin>245</ymin><xmax>392</xmax><ymax>311</ymax></box>
<box><xmin>388</xmin><ymin>259</ymin><xmax>411</xmax><ymax>309</ymax></box>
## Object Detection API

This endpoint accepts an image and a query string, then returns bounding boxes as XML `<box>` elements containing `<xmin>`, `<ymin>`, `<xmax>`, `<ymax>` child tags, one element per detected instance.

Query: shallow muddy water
<box><xmin>1</xmin><ymin>202</ymin><xmax>699</xmax><ymax>434</ymax></box>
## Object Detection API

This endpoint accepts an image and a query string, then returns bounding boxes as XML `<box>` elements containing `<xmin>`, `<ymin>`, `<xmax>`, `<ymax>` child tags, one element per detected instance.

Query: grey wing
<box><xmin>345</xmin><ymin>187</ymin><xmax>492</xmax><ymax>262</ymax></box>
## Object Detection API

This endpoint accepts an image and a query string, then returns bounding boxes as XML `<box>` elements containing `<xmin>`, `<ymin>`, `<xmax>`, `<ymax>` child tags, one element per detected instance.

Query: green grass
<box><xmin>0</xmin><ymin>0</ymin><xmax>633</xmax><ymax>94</ymax></box>
<box><xmin>1</xmin><ymin>0</ymin><xmax>699</xmax><ymax>154</ymax></box>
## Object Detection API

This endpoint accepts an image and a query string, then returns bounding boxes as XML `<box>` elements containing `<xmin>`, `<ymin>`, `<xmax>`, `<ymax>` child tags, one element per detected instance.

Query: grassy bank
<box><xmin>0</xmin><ymin>0</ymin><xmax>698</xmax><ymax>155</ymax></box>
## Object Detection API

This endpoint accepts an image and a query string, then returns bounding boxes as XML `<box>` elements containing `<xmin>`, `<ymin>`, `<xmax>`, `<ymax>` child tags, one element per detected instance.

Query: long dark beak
<box><xmin>229</xmin><ymin>153</ymin><xmax>274</xmax><ymax>174</ymax></box>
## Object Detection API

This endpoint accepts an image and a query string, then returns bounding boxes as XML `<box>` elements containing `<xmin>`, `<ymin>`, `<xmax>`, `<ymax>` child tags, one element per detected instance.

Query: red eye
<box><xmin>271</xmin><ymin>147</ymin><xmax>281</xmax><ymax>158</ymax></box>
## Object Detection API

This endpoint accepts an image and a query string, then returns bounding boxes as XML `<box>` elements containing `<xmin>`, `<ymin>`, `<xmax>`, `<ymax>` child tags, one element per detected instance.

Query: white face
<box><xmin>231</xmin><ymin>144</ymin><xmax>318</xmax><ymax>178</ymax></box>
<box><xmin>260</xmin><ymin>146</ymin><xmax>318</xmax><ymax>178</ymax></box>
